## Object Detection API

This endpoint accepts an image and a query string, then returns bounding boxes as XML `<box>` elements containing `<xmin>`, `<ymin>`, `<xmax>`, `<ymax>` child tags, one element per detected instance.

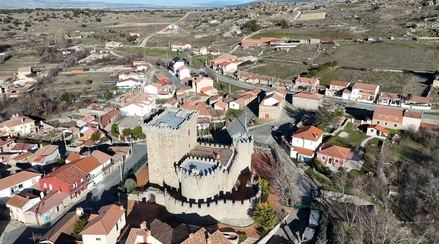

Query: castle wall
<box><xmin>163</xmin><ymin>188</ymin><xmax>260</xmax><ymax>227</ymax></box>
<box><xmin>177</xmin><ymin>136</ymin><xmax>253</xmax><ymax>200</ymax></box>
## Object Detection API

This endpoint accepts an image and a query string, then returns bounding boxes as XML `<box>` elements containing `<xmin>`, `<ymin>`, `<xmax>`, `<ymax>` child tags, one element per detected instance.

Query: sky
<box><xmin>77</xmin><ymin>0</ymin><xmax>255</xmax><ymax>6</ymax></box>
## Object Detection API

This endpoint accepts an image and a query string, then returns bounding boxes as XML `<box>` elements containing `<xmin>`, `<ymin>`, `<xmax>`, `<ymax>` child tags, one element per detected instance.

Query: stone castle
<box><xmin>133</xmin><ymin>108</ymin><xmax>260</xmax><ymax>226</ymax></box>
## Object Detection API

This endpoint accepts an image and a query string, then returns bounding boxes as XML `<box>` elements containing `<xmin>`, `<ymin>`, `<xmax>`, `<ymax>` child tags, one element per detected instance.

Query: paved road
<box><xmin>205</xmin><ymin>67</ymin><xmax>268</xmax><ymax>91</ymax></box>
<box><xmin>139</xmin><ymin>12</ymin><xmax>191</xmax><ymax>47</ymax></box>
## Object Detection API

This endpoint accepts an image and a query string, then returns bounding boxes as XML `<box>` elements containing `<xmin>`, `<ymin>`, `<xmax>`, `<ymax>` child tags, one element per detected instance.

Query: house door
<box><xmin>265</xmin><ymin>114</ymin><xmax>269</xmax><ymax>119</ymax></box>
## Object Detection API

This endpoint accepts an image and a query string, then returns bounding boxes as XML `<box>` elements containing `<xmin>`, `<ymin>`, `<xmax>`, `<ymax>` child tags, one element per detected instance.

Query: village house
<box><xmin>116</xmin><ymin>78</ymin><xmax>142</xmax><ymax>90</ymax></box>
<box><xmin>236</xmin><ymin>70</ymin><xmax>276</xmax><ymax>86</ymax></box>
<box><xmin>0</xmin><ymin>138</ymin><xmax>15</xmax><ymax>153</ymax></box>
<box><xmin>169</xmin><ymin>57</ymin><xmax>186</xmax><ymax>74</ymax></box>
<box><xmin>293</xmin><ymin>76</ymin><xmax>320</xmax><ymax>92</ymax></box>
<box><xmin>125</xmin><ymin>221</ymin><xmax>161</xmax><ymax>244</ymax></box>
<box><xmin>316</xmin><ymin>144</ymin><xmax>361</xmax><ymax>172</ymax></box>
<box><xmin>90</xmin><ymin>150</ymin><xmax>112</xmax><ymax>174</ymax></box>
<box><xmin>105</xmin><ymin>41</ymin><xmax>122</xmax><ymax>48</ymax></box>
<box><xmin>0</xmin><ymin>115</ymin><xmax>37</xmax><ymax>137</ymax></box>
<box><xmin>214</xmin><ymin>100</ymin><xmax>229</xmax><ymax>111</ymax></box>
<box><xmin>73</xmin><ymin>157</ymin><xmax>104</xmax><ymax>187</ymax></box>
<box><xmin>377</xmin><ymin>92</ymin><xmax>402</xmax><ymax>106</ymax></box>
<box><xmin>191</xmin><ymin>47</ymin><xmax>208</xmax><ymax>56</ymax></box>
<box><xmin>292</xmin><ymin>91</ymin><xmax>324</xmax><ymax>110</ymax></box>
<box><xmin>120</xmin><ymin>94</ymin><xmax>156</xmax><ymax>117</ymax></box>
<box><xmin>290</xmin><ymin>126</ymin><xmax>324</xmax><ymax>162</ymax></box>
<box><xmin>367</xmin><ymin>124</ymin><xmax>390</xmax><ymax>139</ymax></box>
<box><xmin>6</xmin><ymin>189</ymin><xmax>42</xmax><ymax>223</ymax></box>
<box><xmin>26</xmin><ymin>189</ymin><xmax>70</xmax><ymax>226</ymax></box>
<box><xmin>259</xmin><ymin>92</ymin><xmax>285</xmax><ymax>120</ymax></box>
<box><xmin>65</xmin><ymin>152</ymin><xmax>82</xmax><ymax>164</ymax></box>
<box><xmin>229</xmin><ymin>93</ymin><xmax>256</xmax><ymax>110</ymax></box>
<box><xmin>182</xmin><ymin>227</ymin><xmax>230</xmax><ymax>244</ymax></box>
<box><xmin>100</xmin><ymin>108</ymin><xmax>120</xmax><ymax>131</ymax></box>
<box><xmin>209</xmin><ymin>54</ymin><xmax>238</xmax><ymax>70</ymax></box>
<box><xmin>39</xmin><ymin>163</ymin><xmax>88</xmax><ymax>197</ymax></box>
<box><xmin>9</xmin><ymin>142</ymin><xmax>38</xmax><ymax>154</ymax></box>
<box><xmin>192</xmin><ymin>76</ymin><xmax>214</xmax><ymax>94</ymax></box>
<box><xmin>28</xmin><ymin>144</ymin><xmax>60</xmax><ymax>168</ymax></box>
<box><xmin>325</xmin><ymin>80</ymin><xmax>350</xmax><ymax>97</ymax></box>
<box><xmin>39</xmin><ymin>208</ymin><xmax>84</xmax><ymax>243</ymax></box>
<box><xmin>133</xmin><ymin>60</ymin><xmax>150</xmax><ymax>72</ymax></box>
<box><xmin>348</xmin><ymin>82</ymin><xmax>380</xmax><ymax>103</ymax></box>
<box><xmin>181</xmin><ymin>101</ymin><xmax>225</xmax><ymax>130</ymax></box>
<box><xmin>401</xmin><ymin>94</ymin><xmax>432</xmax><ymax>110</ymax></box>
<box><xmin>170</xmin><ymin>43</ymin><xmax>192</xmax><ymax>52</ymax></box>
<box><xmin>144</xmin><ymin>83</ymin><xmax>175</xmax><ymax>99</ymax></box>
<box><xmin>0</xmin><ymin>170</ymin><xmax>41</xmax><ymax>201</ymax></box>
<box><xmin>240</xmin><ymin>37</ymin><xmax>282</xmax><ymax>48</ymax></box>
<box><xmin>81</xmin><ymin>204</ymin><xmax>126</xmax><ymax>244</ymax></box>
<box><xmin>176</xmin><ymin>66</ymin><xmax>191</xmax><ymax>81</ymax></box>
<box><xmin>372</xmin><ymin>107</ymin><xmax>422</xmax><ymax>131</ymax></box>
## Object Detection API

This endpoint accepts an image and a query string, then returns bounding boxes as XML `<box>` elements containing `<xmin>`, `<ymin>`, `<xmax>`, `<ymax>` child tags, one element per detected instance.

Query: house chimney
<box><xmin>120</xmin><ymin>205</ymin><xmax>125</xmax><ymax>211</ymax></box>
<box><xmin>140</xmin><ymin>221</ymin><xmax>147</xmax><ymax>230</ymax></box>
<box><xmin>76</xmin><ymin>207</ymin><xmax>84</xmax><ymax>217</ymax></box>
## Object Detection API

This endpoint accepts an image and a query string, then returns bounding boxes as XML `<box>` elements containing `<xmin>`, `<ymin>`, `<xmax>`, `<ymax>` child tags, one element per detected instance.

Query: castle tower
<box><xmin>143</xmin><ymin>108</ymin><xmax>198</xmax><ymax>188</ymax></box>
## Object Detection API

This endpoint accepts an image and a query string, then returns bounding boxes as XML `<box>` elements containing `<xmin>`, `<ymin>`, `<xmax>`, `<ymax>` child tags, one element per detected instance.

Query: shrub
<box><xmin>258</xmin><ymin>178</ymin><xmax>270</xmax><ymax>200</ymax></box>
<box><xmin>252</xmin><ymin>202</ymin><xmax>277</xmax><ymax>236</ymax></box>
<box><xmin>124</xmin><ymin>178</ymin><xmax>137</xmax><ymax>193</ymax></box>
<box><xmin>72</xmin><ymin>216</ymin><xmax>88</xmax><ymax>240</ymax></box>
<box><xmin>242</xmin><ymin>20</ymin><xmax>260</xmax><ymax>32</ymax></box>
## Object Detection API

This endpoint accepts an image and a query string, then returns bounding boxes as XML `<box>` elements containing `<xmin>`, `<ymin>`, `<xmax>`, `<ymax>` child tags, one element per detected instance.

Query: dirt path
<box><xmin>139</xmin><ymin>12</ymin><xmax>192</xmax><ymax>47</ymax></box>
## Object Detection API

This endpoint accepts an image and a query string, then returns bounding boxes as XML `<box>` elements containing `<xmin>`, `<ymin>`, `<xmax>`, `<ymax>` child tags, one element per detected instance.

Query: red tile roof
<box><xmin>91</xmin><ymin>150</ymin><xmax>112</xmax><ymax>164</ymax></box>
<box><xmin>0</xmin><ymin>171</ymin><xmax>41</xmax><ymax>191</ymax></box>
<box><xmin>330</xmin><ymin>80</ymin><xmax>349</xmax><ymax>87</ymax></box>
<box><xmin>368</xmin><ymin>124</ymin><xmax>390</xmax><ymax>134</ymax></box>
<box><xmin>73</xmin><ymin>157</ymin><xmax>101</xmax><ymax>174</ymax></box>
<box><xmin>404</xmin><ymin>110</ymin><xmax>422</xmax><ymax>119</ymax></box>
<box><xmin>292</xmin><ymin>146</ymin><xmax>315</xmax><ymax>157</ymax></box>
<box><xmin>293</xmin><ymin>126</ymin><xmax>324</xmax><ymax>141</ymax></box>
<box><xmin>318</xmin><ymin>145</ymin><xmax>353</xmax><ymax>160</ymax></box>
<box><xmin>296</xmin><ymin>76</ymin><xmax>319</xmax><ymax>85</ymax></box>
<box><xmin>352</xmin><ymin>82</ymin><xmax>378</xmax><ymax>91</ymax></box>
<box><xmin>44</xmin><ymin>164</ymin><xmax>87</xmax><ymax>186</ymax></box>
<box><xmin>0</xmin><ymin>115</ymin><xmax>34</xmax><ymax>128</ymax></box>
<box><xmin>100</xmin><ymin>108</ymin><xmax>119</xmax><ymax>126</ymax></box>
<box><xmin>373</xmin><ymin>107</ymin><xmax>403</xmax><ymax>124</ymax></box>
<box><xmin>294</xmin><ymin>91</ymin><xmax>324</xmax><ymax>100</ymax></box>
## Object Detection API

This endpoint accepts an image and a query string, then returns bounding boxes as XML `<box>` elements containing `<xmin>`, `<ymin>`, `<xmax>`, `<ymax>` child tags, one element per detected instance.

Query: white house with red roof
<box><xmin>0</xmin><ymin>170</ymin><xmax>41</xmax><ymax>200</ymax></box>
<box><xmin>293</xmin><ymin>76</ymin><xmax>320</xmax><ymax>92</ymax></box>
<box><xmin>0</xmin><ymin>115</ymin><xmax>37</xmax><ymax>137</ymax></box>
<box><xmin>316</xmin><ymin>144</ymin><xmax>361</xmax><ymax>172</ymax></box>
<box><xmin>349</xmin><ymin>82</ymin><xmax>380</xmax><ymax>103</ymax></box>
<box><xmin>81</xmin><ymin>204</ymin><xmax>126</xmax><ymax>244</ymax></box>
<box><xmin>192</xmin><ymin>76</ymin><xmax>214</xmax><ymax>94</ymax></box>
<box><xmin>325</xmin><ymin>80</ymin><xmax>350</xmax><ymax>97</ymax></box>
<box><xmin>290</xmin><ymin>126</ymin><xmax>324</xmax><ymax>162</ymax></box>
<box><xmin>176</xmin><ymin>66</ymin><xmax>191</xmax><ymax>81</ymax></box>
<box><xmin>401</xmin><ymin>94</ymin><xmax>432</xmax><ymax>110</ymax></box>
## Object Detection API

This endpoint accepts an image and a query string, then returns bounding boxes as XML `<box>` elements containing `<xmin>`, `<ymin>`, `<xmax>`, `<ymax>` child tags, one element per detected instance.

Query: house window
<box><xmin>385</xmin><ymin>122</ymin><xmax>388</xmax><ymax>126</ymax></box>
<box><xmin>394</xmin><ymin>124</ymin><xmax>397</xmax><ymax>127</ymax></box>
<box><xmin>96</xmin><ymin>238</ymin><xmax>102</xmax><ymax>241</ymax></box>
<box><xmin>377</xmin><ymin>121</ymin><xmax>380</xmax><ymax>124</ymax></box>
<box><xmin>32</xmin><ymin>178</ymin><xmax>37</xmax><ymax>184</ymax></box>
<box><xmin>188</xmin><ymin>130</ymin><xmax>190</xmax><ymax>136</ymax></box>
<box><xmin>18</xmin><ymin>184</ymin><xmax>23</xmax><ymax>189</ymax></box>
<box><xmin>116</xmin><ymin>223</ymin><xmax>119</xmax><ymax>231</ymax></box>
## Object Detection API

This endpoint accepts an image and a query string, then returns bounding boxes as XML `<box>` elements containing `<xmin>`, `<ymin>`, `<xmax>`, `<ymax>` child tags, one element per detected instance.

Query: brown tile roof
<box><xmin>406</xmin><ymin>95</ymin><xmax>431</xmax><ymax>104</ymax></box>
<box><xmin>66</xmin><ymin>152</ymin><xmax>82</xmax><ymax>162</ymax></box>
<box><xmin>11</xmin><ymin>151</ymin><xmax>33</xmax><ymax>162</ymax></box>
<box><xmin>11</xmin><ymin>142</ymin><xmax>36</xmax><ymax>152</ymax></box>
<box><xmin>0</xmin><ymin>138</ymin><xmax>14</xmax><ymax>147</ymax></box>
<box><xmin>0</xmin><ymin>115</ymin><xmax>34</xmax><ymax>128</ymax></box>
<box><xmin>28</xmin><ymin>145</ymin><xmax>59</xmax><ymax>164</ymax></box>
<box><xmin>90</xmin><ymin>150</ymin><xmax>112</xmax><ymax>164</ymax></box>
<box><xmin>294</xmin><ymin>91</ymin><xmax>324</xmax><ymax>100</ymax></box>
<box><xmin>404</xmin><ymin>110</ymin><xmax>422</xmax><ymax>119</ymax></box>
<box><xmin>352</xmin><ymin>82</ymin><xmax>378</xmax><ymax>91</ymax></box>
<box><xmin>379</xmin><ymin>92</ymin><xmax>400</xmax><ymax>100</ymax></box>
<box><xmin>150</xmin><ymin>219</ymin><xmax>173</xmax><ymax>244</ymax></box>
<box><xmin>125</xmin><ymin>228</ymin><xmax>149</xmax><ymax>244</ymax></box>
<box><xmin>318</xmin><ymin>145</ymin><xmax>353</xmax><ymax>160</ymax></box>
<box><xmin>182</xmin><ymin>228</ymin><xmax>208</xmax><ymax>244</ymax></box>
<box><xmin>0</xmin><ymin>170</ymin><xmax>41</xmax><ymax>191</ymax></box>
<box><xmin>73</xmin><ymin>156</ymin><xmax>101</xmax><ymax>174</ymax></box>
<box><xmin>330</xmin><ymin>80</ymin><xmax>349</xmax><ymax>87</ymax></box>
<box><xmin>293</xmin><ymin>126</ymin><xmax>324</xmax><ymax>141</ymax></box>
<box><xmin>44</xmin><ymin>164</ymin><xmax>87</xmax><ymax>186</ymax></box>
<box><xmin>31</xmin><ymin>191</ymin><xmax>69</xmax><ymax>215</ymax></box>
<box><xmin>6</xmin><ymin>194</ymin><xmax>32</xmax><ymax>208</ymax></box>
<box><xmin>373</xmin><ymin>107</ymin><xmax>403</xmax><ymax>124</ymax></box>
<box><xmin>82</xmin><ymin>204</ymin><xmax>124</xmax><ymax>235</ymax></box>
<box><xmin>208</xmin><ymin>230</ymin><xmax>230</xmax><ymax>244</ymax></box>
<box><xmin>100</xmin><ymin>108</ymin><xmax>119</xmax><ymax>126</ymax></box>
<box><xmin>42</xmin><ymin>212</ymin><xmax>79</xmax><ymax>243</ymax></box>
<box><xmin>296</xmin><ymin>76</ymin><xmax>319</xmax><ymax>85</ymax></box>
<box><xmin>292</xmin><ymin>146</ymin><xmax>315</xmax><ymax>157</ymax></box>
<box><xmin>368</xmin><ymin>124</ymin><xmax>390</xmax><ymax>134</ymax></box>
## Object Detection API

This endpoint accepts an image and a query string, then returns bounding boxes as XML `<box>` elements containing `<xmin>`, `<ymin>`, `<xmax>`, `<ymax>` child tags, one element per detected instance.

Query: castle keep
<box><xmin>137</xmin><ymin>108</ymin><xmax>260</xmax><ymax>226</ymax></box>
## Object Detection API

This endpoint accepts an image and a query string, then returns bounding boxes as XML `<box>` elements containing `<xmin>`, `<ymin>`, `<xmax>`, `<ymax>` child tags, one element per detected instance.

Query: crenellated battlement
<box><xmin>144</xmin><ymin>108</ymin><xmax>197</xmax><ymax>131</ymax></box>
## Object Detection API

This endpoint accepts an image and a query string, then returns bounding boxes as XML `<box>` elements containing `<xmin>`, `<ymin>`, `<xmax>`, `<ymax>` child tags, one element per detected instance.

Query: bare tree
<box><xmin>271</xmin><ymin>162</ymin><xmax>301</xmax><ymax>206</ymax></box>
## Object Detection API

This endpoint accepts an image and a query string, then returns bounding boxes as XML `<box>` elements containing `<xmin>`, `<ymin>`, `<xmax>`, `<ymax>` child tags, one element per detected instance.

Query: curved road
<box><xmin>139</xmin><ymin>12</ymin><xmax>192</xmax><ymax>47</ymax></box>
